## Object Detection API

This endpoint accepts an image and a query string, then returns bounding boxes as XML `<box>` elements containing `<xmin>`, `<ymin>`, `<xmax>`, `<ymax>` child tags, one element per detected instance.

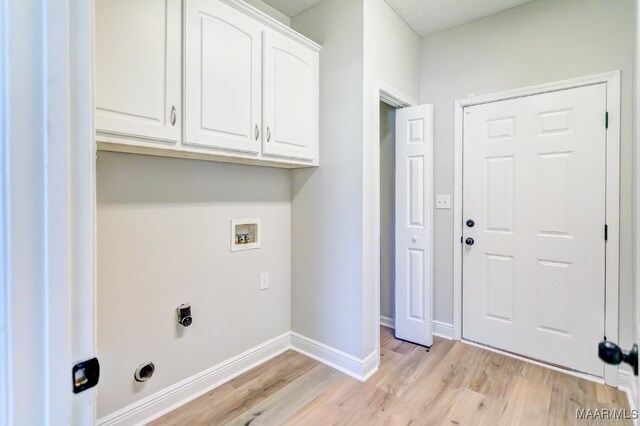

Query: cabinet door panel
<box><xmin>95</xmin><ymin>0</ymin><xmax>181</xmax><ymax>144</ymax></box>
<box><xmin>263</xmin><ymin>31</ymin><xmax>318</xmax><ymax>162</ymax></box>
<box><xmin>185</xmin><ymin>0</ymin><xmax>261</xmax><ymax>154</ymax></box>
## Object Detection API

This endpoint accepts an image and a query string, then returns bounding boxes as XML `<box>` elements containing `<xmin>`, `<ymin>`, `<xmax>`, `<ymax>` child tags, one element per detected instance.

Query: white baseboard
<box><xmin>433</xmin><ymin>320</ymin><xmax>453</xmax><ymax>339</ymax></box>
<box><xmin>380</xmin><ymin>315</ymin><xmax>395</xmax><ymax>329</ymax></box>
<box><xmin>617</xmin><ymin>367</ymin><xmax>638</xmax><ymax>424</ymax></box>
<box><xmin>96</xmin><ymin>332</ymin><xmax>291</xmax><ymax>426</ymax></box>
<box><xmin>290</xmin><ymin>332</ymin><xmax>378</xmax><ymax>381</ymax></box>
<box><xmin>380</xmin><ymin>317</ymin><xmax>453</xmax><ymax>342</ymax></box>
<box><xmin>98</xmin><ymin>331</ymin><xmax>380</xmax><ymax>425</ymax></box>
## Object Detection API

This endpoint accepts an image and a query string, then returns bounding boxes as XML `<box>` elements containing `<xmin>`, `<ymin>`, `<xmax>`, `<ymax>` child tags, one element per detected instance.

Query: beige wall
<box><xmin>362</xmin><ymin>0</ymin><xmax>421</xmax><ymax>354</ymax></box>
<box><xmin>291</xmin><ymin>0</ymin><xmax>420</xmax><ymax>359</ymax></box>
<box><xmin>380</xmin><ymin>102</ymin><xmax>396</xmax><ymax>320</ymax></box>
<box><xmin>96</xmin><ymin>153</ymin><xmax>292</xmax><ymax>416</ymax></box>
<box><xmin>96</xmin><ymin>1</ymin><xmax>294</xmax><ymax>417</ymax></box>
<box><xmin>420</xmin><ymin>0</ymin><xmax>636</xmax><ymax>345</ymax></box>
<box><xmin>290</xmin><ymin>0</ymin><xmax>366</xmax><ymax>358</ymax></box>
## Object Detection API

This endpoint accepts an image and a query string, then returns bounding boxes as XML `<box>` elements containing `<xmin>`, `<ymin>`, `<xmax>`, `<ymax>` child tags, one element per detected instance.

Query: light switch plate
<box><xmin>436</xmin><ymin>194</ymin><xmax>451</xmax><ymax>210</ymax></box>
<box><xmin>260</xmin><ymin>273</ymin><xmax>269</xmax><ymax>290</ymax></box>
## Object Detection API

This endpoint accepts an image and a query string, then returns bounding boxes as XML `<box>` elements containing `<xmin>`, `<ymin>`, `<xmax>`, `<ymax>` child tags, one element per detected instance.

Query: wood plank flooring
<box><xmin>152</xmin><ymin>327</ymin><xmax>631</xmax><ymax>425</ymax></box>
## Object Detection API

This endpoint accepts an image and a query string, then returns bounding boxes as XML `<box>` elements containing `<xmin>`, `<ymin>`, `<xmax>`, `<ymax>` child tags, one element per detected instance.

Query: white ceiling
<box><xmin>261</xmin><ymin>0</ymin><xmax>533</xmax><ymax>37</ymax></box>
<box><xmin>383</xmin><ymin>0</ymin><xmax>533</xmax><ymax>36</ymax></box>
<box><xmin>261</xmin><ymin>0</ymin><xmax>325</xmax><ymax>18</ymax></box>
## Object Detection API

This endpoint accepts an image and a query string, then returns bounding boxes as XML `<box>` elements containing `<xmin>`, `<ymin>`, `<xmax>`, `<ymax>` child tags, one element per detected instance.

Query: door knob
<box><xmin>466</xmin><ymin>219</ymin><xmax>475</xmax><ymax>228</ymax></box>
<box><xmin>598</xmin><ymin>341</ymin><xmax>638</xmax><ymax>375</ymax></box>
<box><xmin>465</xmin><ymin>237</ymin><xmax>474</xmax><ymax>246</ymax></box>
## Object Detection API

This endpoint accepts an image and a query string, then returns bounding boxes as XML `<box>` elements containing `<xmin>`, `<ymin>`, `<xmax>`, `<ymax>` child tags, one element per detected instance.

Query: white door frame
<box><xmin>453</xmin><ymin>71</ymin><xmax>621</xmax><ymax>385</ymax></box>
<box><xmin>1</xmin><ymin>0</ymin><xmax>97</xmax><ymax>423</ymax></box>
<box><xmin>372</xmin><ymin>80</ymin><xmax>418</xmax><ymax>367</ymax></box>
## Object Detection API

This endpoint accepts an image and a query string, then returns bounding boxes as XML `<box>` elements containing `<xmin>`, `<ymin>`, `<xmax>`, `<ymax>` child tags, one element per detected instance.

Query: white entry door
<box><xmin>395</xmin><ymin>104</ymin><xmax>433</xmax><ymax>347</ymax></box>
<box><xmin>462</xmin><ymin>84</ymin><xmax>607</xmax><ymax>376</ymax></box>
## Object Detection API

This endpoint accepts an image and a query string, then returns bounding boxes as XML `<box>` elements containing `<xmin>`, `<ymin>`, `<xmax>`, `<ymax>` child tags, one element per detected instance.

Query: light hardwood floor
<box><xmin>152</xmin><ymin>327</ymin><xmax>631</xmax><ymax>425</ymax></box>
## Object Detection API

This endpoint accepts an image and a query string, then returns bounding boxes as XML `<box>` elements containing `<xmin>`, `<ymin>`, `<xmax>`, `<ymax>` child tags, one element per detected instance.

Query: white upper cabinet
<box><xmin>95</xmin><ymin>0</ymin><xmax>181</xmax><ymax>145</ymax></box>
<box><xmin>184</xmin><ymin>0</ymin><xmax>262</xmax><ymax>154</ymax></box>
<box><xmin>262</xmin><ymin>31</ymin><xmax>319</xmax><ymax>162</ymax></box>
<box><xmin>95</xmin><ymin>0</ymin><xmax>321</xmax><ymax>168</ymax></box>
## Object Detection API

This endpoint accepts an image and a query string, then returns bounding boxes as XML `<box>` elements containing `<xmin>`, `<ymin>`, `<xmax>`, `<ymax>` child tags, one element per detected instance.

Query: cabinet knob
<box><xmin>267</xmin><ymin>126</ymin><xmax>271</xmax><ymax>142</ymax></box>
<box><xmin>255</xmin><ymin>125</ymin><xmax>259</xmax><ymax>141</ymax></box>
<box><xmin>170</xmin><ymin>106</ymin><xmax>177</xmax><ymax>126</ymax></box>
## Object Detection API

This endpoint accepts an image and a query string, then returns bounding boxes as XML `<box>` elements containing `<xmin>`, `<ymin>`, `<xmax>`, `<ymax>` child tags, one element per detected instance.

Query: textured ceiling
<box><xmin>261</xmin><ymin>0</ymin><xmax>324</xmax><ymax>18</ymax></box>
<box><xmin>262</xmin><ymin>0</ymin><xmax>533</xmax><ymax>37</ymax></box>
<box><xmin>383</xmin><ymin>0</ymin><xmax>533</xmax><ymax>36</ymax></box>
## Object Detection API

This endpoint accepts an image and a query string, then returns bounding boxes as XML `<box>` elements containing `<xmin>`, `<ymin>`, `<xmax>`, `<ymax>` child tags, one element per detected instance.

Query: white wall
<box><xmin>96</xmin><ymin>1</ymin><xmax>294</xmax><ymax>417</ymax></box>
<box><xmin>362</xmin><ymin>0</ymin><xmax>421</xmax><ymax>354</ymax></box>
<box><xmin>291</xmin><ymin>0</ymin><xmax>420</xmax><ymax>359</ymax></box>
<box><xmin>243</xmin><ymin>0</ymin><xmax>290</xmax><ymax>25</ymax></box>
<box><xmin>631</xmin><ymin>0</ymin><xmax>639</xmax><ymax>404</ymax></box>
<box><xmin>380</xmin><ymin>102</ymin><xmax>396</xmax><ymax>320</ymax></box>
<box><xmin>96</xmin><ymin>153</ymin><xmax>291</xmax><ymax>417</ymax></box>
<box><xmin>420</xmin><ymin>0</ymin><xmax>636</xmax><ymax>345</ymax></box>
<box><xmin>290</xmin><ymin>0</ymin><xmax>366</xmax><ymax>358</ymax></box>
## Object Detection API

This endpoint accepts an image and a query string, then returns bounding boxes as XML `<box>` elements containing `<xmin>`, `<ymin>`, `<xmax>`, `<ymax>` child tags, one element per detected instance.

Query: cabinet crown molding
<box><xmin>220</xmin><ymin>0</ymin><xmax>322</xmax><ymax>52</ymax></box>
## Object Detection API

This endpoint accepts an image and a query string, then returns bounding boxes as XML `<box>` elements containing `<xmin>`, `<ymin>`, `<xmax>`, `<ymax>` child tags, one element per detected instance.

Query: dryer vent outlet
<box><xmin>134</xmin><ymin>362</ymin><xmax>155</xmax><ymax>383</ymax></box>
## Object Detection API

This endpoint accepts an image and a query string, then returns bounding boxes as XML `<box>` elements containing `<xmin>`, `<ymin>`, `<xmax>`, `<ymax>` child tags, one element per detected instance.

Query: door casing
<box><xmin>452</xmin><ymin>71</ymin><xmax>621</xmax><ymax>385</ymax></box>
<box><xmin>372</xmin><ymin>81</ymin><xmax>417</xmax><ymax>369</ymax></box>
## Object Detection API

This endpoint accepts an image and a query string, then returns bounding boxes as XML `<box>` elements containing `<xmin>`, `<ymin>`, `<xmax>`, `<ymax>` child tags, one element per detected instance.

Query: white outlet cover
<box><xmin>436</xmin><ymin>194</ymin><xmax>451</xmax><ymax>209</ymax></box>
<box><xmin>260</xmin><ymin>272</ymin><xmax>269</xmax><ymax>290</ymax></box>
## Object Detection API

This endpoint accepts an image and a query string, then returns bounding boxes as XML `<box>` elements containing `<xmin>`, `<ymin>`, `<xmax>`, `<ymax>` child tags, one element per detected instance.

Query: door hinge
<box><xmin>605</xmin><ymin>111</ymin><xmax>609</xmax><ymax>129</ymax></box>
<box><xmin>604</xmin><ymin>224</ymin><xmax>608</xmax><ymax>241</ymax></box>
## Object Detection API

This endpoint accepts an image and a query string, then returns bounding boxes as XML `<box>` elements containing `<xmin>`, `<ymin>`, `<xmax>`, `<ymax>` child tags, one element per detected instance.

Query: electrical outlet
<box><xmin>260</xmin><ymin>272</ymin><xmax>269</xmax><ymax>290</ymax></box>
<box><xmin>436</xmin><ymin>194</ymin><xmax>451</xmax><ymax>210</ymax></box>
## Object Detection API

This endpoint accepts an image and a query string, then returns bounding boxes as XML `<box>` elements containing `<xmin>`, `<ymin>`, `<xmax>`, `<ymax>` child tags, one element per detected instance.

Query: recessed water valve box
<box><xmin>231</xmin><ymin>218</ymin><xmax>261</xmax><ymax>252</ymax></box>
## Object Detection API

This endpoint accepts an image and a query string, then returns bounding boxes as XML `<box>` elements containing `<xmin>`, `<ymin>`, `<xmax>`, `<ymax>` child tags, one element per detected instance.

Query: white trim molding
<box><xmin>290</xmin><ymin>332</ymin><xmax>378</xmax><ymax>382</ymax></box>
<box><xmin>372</xmin><ymin>80</ymin><xmax>417</xmax><ymax>380</ymax></box>
<box><xmin>381</xmin><ymin>316</ymin><xmax>454</xmax><ymax>341</ymax></box>
<box><xmin>433</xmin><ymin>321</ymin><xmax>454</xmax><ymax>340</ymax></box>
<box><xmin>452</xmin><ymin>71</ymin><xmax>621</xmax><ymax>385</ymax></box>
<box><xmin>98</xmin><ymin>331</ymin><xmax>379</xmax><ymax>425</ymax></box>
<box><xmin>380</xmin><ymin>316</ymin><xmax>395</xmax><ymax>329</ymax></box>
<box><xmin>617</xmin><ymin>367</ymin><xmax>638</xmax><ymax>419</ymax></box>
<box><xmin>2</xmin><ymin>0</ymin><xmax>96</xmax><ymax>423</ymax></box>
<box><xmin>220</xmin><ymin>0</ymin><xmax>321</xmax><ymax>52</ymax></box>
<box><xmin>97</xmin><ymin>332</ymin><xmax>291</xmax><ymax>426</ymax></box>
<box><xmin>0</xmin><ymin>0</ymin><xmax>8</xmax><ymax>421</ymax></box>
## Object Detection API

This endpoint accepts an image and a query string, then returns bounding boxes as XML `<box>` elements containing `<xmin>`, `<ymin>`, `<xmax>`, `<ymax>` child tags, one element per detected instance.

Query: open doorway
<box><xmin>375</xmin><ymin>87</ymin><xmax>433</xmax><ymax>364</ymax></box>
<box><xmin>373</xmin><ymin>83</ymin><xmax>432</xmax><ymax>369</ymax></box>
<box><xmin>380</xmin><ymin>101</ymin><xmax>397</xmax><ymax>331</ymax></box>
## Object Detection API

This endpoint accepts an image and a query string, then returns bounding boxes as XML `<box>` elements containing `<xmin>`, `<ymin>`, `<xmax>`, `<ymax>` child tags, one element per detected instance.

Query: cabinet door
<box><xmin>185</xmin><ymin>0</ymin><xmax>261</xmax><ymax>154</ymax></box>
<box><xmin>95</xmin><ymin>0</ymin><xmax>181</xmax><ymax>144</ymax></box>
<box><xmin>262</xmin><ymin>31</ymin><xmax>319</xmax><ymax>162</ymax></box>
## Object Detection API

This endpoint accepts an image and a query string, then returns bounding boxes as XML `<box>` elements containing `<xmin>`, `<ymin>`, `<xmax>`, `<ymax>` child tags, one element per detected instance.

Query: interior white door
<box><xmin>395</xmin><ymin>104</ymin><xmax>433</xmax><ymax>347</ymax></box>
<box><xmin>95</xmin><ymin>0</ymin><xmax>181</xmax><ymax>144</ymax></box>
<box><xmin>262</xmin><ymin>30</ymin><xmax>318</xmax><ymax>161</ymax></box>
<box><xmin>462</xmin><ymin>84</ymin><xmax>607</xmax><ymax>376</ymax></box>
<box><xmin>184</xmin><ymin>0</ymin><xmax>261</xmax><ymax>154</ymax></box>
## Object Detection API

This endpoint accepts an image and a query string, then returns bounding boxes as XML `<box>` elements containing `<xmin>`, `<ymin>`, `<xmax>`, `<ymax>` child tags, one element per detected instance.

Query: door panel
<box><xmin>462</xmin><ymin>84</ymin><xmax>607</xmax><ymax>376</ymax></box>
<box><xmin>395</xmin><ymin>104</ymin><xmax>433</xmax><ymax>347</ymax></box>
<box><xmin>262</xmin><ymin>31</ymin><xmax>318</xmax><ymax>161</ymax></box>
<box><xmin>185</xmin><ymin>0</ymin><xmax>261</xmax><ymax>154</ymax></box>
<box><xmin>95</xmin><ymin>0</ymin><xmax>181</xmax><ymax>143</ymax></box>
